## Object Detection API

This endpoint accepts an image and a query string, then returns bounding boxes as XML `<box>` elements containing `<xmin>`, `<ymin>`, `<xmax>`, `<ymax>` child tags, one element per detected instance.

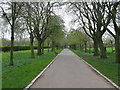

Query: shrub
<box><xmin>0</xmin><ymin>46</ymin><xmax>50</xmax><ymax>52</ymax></box>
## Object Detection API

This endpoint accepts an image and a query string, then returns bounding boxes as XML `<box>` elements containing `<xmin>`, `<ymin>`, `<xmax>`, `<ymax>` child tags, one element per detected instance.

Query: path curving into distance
<box><xmin>30</xmin><ymin>49</ymin><xmax>115</xmax><ymax>88</ymax></box>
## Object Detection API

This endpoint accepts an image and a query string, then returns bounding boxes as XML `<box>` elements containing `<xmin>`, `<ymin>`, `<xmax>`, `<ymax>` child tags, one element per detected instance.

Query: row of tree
<box><xmin>0</xmin><ymin>1</ymin><xmax>120</xmax><ymax>65</ymax></box>
<box><xmin>68</xmin><ymin>2</ymin><xmax>120</xmax><ymax>63</ymax></box>
<box><xmin>67</xmin><ymin>29</ymin><xmax>91</xmax><ymax>52</ymax></box>
<box><xmin>0</xmin><ymin>2</ymin><xmax>65</xmax><ymax>65</ymax></box>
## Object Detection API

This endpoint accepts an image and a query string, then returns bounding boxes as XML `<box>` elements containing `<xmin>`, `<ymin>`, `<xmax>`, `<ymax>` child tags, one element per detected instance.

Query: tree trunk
<box><xmin>10</xmin><ymin>26</ymin><xmax>14</xmax><ymax>65</ymax></box>
<box><xmin>10</xmin><ymin>2</ymin><xmax>16</xmax><ymax>65</ymax></box>
<box><xmin>51</xmin><ymin>47</ymin><xmax>55</xmax><ymax>52</ymax></box>
<box><xmin>89</xmin><ymin>44</ymin><xmax>91</xmax><ymax>53</ymax></box>
<box><xmin>79</xmin><ymin>44</ymin><xmax>82</xmax><ymax>51</ymax></box>
<box><xmin>42</xmin><ymin>42</ymin><xmax>44</xmax><ymax>54</ymax></box>
<box><xmin>51</xmin><ymin>41</ymin><xmax>55</xmax><ymax>52</ymax></box>
<box><xmin>37</xmin><ymin>40</ymin><xmax>42</xmax><ymax>55</ymax></box>
<box><xmin>93</xmin><ymin>38</ymin><xmax>99</xmax><ymax>56</ymax></box>
<box><xmin>84</xmin><ymin>41</ymin><xmax>87</xmax><ymax>52</ymax></box>
<box><xmin>98</xmin><ymin>38</ymin><xmax>107</xmax><ymax>58</ymax></box>
<box><xmin>115</xmin><ymin>32</ymin><xmax>120</xmax><ymax>63</ymax></box>
<box><xmin>47</xmin><ymin>43</ymin><xmax>50</xmax><ymax>52</ymax></box>
<box><xmin>81</xmin><ymin>44</ymin><xmax>84</xmax><ymax>51</ymax></box>
<box><xmin>48</xmin><ymin>48</ymin><xmax>49</xmax><ymax>52</ymax></box>
<box><xmin>73</xmin><ymin>44</ymin><xmax>76</xmax><ymax>50</ymax></box>
<box><xmin>56</xmin><ymin>45</ymin><xmax>59</xmax><ymax>50</ymax></box>
<box><xmin>111</xmin><ymin>45</ymin><xmax>114</xmax><ymax>53</ymax></box>
<box><xmin>110</xmin><ymin>41</ymin><xmax>114</xmax><ymax>53</ymax></box>
<box><xmin>30</xmin><ymin>35</ymin><xmax>35</xmax><ymax>58</ymax></box>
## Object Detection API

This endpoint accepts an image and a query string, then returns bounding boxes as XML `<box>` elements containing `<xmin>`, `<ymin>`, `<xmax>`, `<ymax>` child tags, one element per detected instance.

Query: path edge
<box><xmin>23</xmin><ymin>51</ymin><xmax>62</xmax><ymax>90</ymax></box>
<box><xmin>77</xmin><ymin>55</ymin><xmax>120</xmax><ymax>90</ymax></box>
<box><xmin>70</xmin><ymin>50</ymin><xmax>120</xmax><ymax>89</ymax></box>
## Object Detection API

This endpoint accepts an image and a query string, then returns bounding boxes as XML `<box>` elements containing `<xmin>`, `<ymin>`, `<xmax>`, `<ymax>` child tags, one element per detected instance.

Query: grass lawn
<box><xmin>2</xmin><ymin>49</ymin><xmax>62</xmax><ymax>88</ymax></box>
<box><xmin>71</xmin><ymin>48</ymin><xmax>119</xmax><ymax>86</ymax></box>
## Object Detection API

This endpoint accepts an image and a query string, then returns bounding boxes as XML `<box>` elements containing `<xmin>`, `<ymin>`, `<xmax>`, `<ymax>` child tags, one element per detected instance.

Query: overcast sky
<box><xmin>53</xmin><ymin>4</ymin><xmax>79</xmax><ymax>32</ymax></box>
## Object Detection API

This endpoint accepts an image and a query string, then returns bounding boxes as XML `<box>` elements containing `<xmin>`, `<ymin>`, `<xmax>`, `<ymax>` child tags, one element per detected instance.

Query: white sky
<box><xmin>53</xmin><ymin>4</ymin><xmax>79</xmax><ymax>32</ymax></box>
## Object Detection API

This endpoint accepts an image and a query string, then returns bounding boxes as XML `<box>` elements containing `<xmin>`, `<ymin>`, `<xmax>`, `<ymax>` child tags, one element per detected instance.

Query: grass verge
<box><xmin>71</xmin><ymin>49</ymin><xmax>119</xmax><ymax>86</ymax></box>
<box><xmin>2</xmin><ymin>49</ymin><xmax>62</xmax><ymax>88</ymax></box>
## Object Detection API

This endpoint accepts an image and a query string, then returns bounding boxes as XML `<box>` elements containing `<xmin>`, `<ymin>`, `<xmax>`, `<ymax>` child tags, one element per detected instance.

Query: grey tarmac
<box><xmin>30</xmin><ymin>49</ymin><xmax>115</xmax><ymax>88</ymax></box>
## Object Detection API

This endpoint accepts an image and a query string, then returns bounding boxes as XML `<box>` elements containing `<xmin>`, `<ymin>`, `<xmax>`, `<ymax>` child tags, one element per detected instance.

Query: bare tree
<box><xmin>31</xmin><ymin>2</ymin><xmax>54</xmax><ymax>55</ymax></box>
<box><xmin>70</xmin><ymin>2</ymin><xmax>112</xmax><ymax>58</ymax></box>
<box><xmin>106</xmin><ymin>2</ymin><xmax>120</xmax><ymax>63</ymax></box>
<box><xmin>0</xmin><ymin>2</ymin><xmax>23</xmax><ymax>65</ymax></box>
<box><xmin>22</xmin><ymin>3</ymin><xmax>35</xmax><ymax>58</ymax></box>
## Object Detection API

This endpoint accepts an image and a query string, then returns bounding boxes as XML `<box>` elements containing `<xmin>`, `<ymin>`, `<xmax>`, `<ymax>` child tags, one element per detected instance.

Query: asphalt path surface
<box><xmin>30</xmin><ymin>49</ymin><xmax>114</xmax><ymax>88</ymax></box>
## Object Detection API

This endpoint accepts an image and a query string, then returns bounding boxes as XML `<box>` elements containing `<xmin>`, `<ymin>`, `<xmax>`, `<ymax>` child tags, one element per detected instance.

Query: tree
<box><xmin>0</xmin><ymin>2</ymin><xmax>23</xmax><ymax>65</ymax></box>
<box><xmin>69</xmin><ymin>2</ymin><xmax>99</xmax><ymax>56</ymax></box>
<box><xmin>44</xmin><ymin>38</ymin><xmax>51</xmax><ymax>52</ymax></box>
<box><xmin>67</xmin><ymin>29</ymin><xmax>90</xmax><ymax>51</ymax></box>
<box><xmin>22</xmin><ymin>3</ymin><xmax>35</xmax><ymax>58</ymax></box>
<box><xmin>69</xmin><ymin>2</ymin><xmax>112</xmax><ymax>58</ymax></box>
<box><xmin>30</xmin><ymin>2</ymin><xmax>54</xmax><ymax>55</ymax></box>
<box><xmin>106</xmin><ymin>2</ymin><xmax>120</xmax><ymax>63</ymax></box>
<box><xmin>48</xmin><ymin>16</ymin><xmax>65</xmax><ymax>51</ymax></box>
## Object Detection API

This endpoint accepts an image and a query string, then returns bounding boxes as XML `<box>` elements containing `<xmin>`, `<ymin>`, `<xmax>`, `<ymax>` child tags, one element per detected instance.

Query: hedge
<box><xmin>0</xmin><ymin>46</ymin><xmax>50</xmax><ymax>52</ymax></box>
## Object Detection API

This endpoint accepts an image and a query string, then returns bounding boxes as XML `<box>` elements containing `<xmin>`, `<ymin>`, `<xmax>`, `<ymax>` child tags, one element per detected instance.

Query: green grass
<box><xmin>87</xmin><ymin>47</ymin><xmax>115</xmax><ymax>53</ymax></box>
<box><xmin>2</xmin><ymin>49</ymin><xmax>62</xmax><ymax>88</ymax></box>
<box><xmin>71</xmin><ymin>48</ymin><xmax>119</xmax><ymax>86</ymax></box>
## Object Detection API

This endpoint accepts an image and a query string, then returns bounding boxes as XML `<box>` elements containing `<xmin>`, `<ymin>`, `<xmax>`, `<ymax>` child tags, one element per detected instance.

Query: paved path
<box><xmin>30</xmin><ymin>49</ymin><xmax>114</xmax><ymax>88</ymax></box>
